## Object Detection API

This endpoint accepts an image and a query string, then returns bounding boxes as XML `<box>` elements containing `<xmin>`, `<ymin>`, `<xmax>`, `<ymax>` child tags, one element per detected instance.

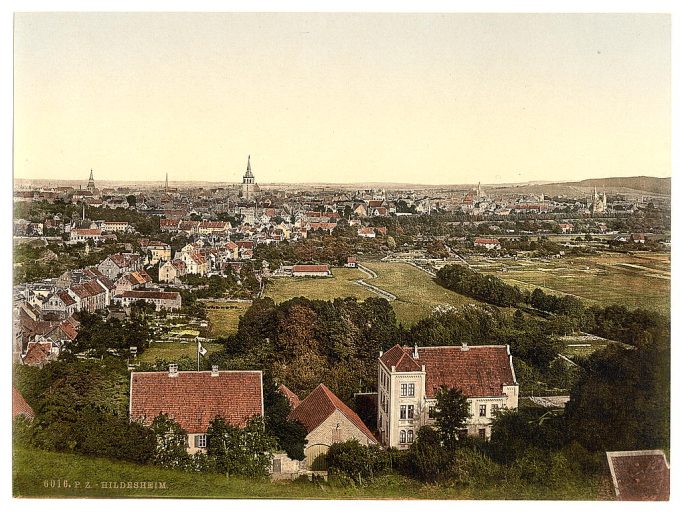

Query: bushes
<box><xmin>326</xmin><ymin>440</ymin><xmax>391</xmax><ymax>485</ymax></box>
<box><xmin>436</xmin><ymin>265</ymin><xmax>523</xmax><ymax>307</ymax></box>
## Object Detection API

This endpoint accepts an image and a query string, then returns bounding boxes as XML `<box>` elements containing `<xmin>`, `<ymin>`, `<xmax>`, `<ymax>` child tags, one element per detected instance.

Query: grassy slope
<box><xmin>136</xmin><ymin>341</ymin><xmax>223</xmax><ymax>364</ymax></box>
<box><xmin>205</xmin><ymin>302</ymin><xmax>252</xmax><ymax>337</ymax></box>
<box><xmin>265</xmin><ymin>268</ymin><xmax>374</xmax><ymax>303</ymax></box>
<box><xmin>473</xmin><ymin>253</ymin><xmax>670</xmax><ymax>315</ymax></box>
<box><xmin>361</xmin><ymin>261</ymin><xmax>481</xmax><ymax>326</ymax></box>
<box><xmin>13</xmin><ymin>446</ymin><xmax>600</xmax><ymax>500</ymax></box>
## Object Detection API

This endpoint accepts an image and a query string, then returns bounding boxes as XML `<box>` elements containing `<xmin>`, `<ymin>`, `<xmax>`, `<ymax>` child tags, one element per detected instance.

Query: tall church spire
<box><xmin>87</xmin><ymin>169</ymin><xmax>96</xmax><ymax>193</ymax></box>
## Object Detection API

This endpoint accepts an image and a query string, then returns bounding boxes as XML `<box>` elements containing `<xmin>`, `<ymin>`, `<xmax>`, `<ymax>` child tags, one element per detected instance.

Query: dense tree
<box><xmin>431</xmin><ymin>386</ymin><xmax>470</xmax><ymax>451</ymax></box>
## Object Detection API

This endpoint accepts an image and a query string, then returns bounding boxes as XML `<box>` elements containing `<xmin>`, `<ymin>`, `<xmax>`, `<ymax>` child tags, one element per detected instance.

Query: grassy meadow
<box><xmin>265</xmin><ymin>267</ymin><xmax>374</xmax><ymax>303</ymax></box>
<box><xmin>204</xmin><ymin>301</ymin><xmax>252</xmax><ymax>337</ymax></box>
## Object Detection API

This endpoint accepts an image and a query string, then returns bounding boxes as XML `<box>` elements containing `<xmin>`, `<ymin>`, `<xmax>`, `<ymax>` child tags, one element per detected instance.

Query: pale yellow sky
<box><xmin>13</xmin><ymin>13</ymin><xmax>671</xmax><ymax>185</ymax></box>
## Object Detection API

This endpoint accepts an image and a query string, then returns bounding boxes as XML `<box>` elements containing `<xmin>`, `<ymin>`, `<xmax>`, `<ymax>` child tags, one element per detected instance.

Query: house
<box><xmin>129</xmin><ymin>367</ymin><xmax>264</xmax><ymax>454</ymax></box>
<box><xmin>40</xmin><ymin>290</ymin><xmax>77</xmax><ymax>319</ymax></box>
<box><xmin>69</xmin><ymin>228</ymin><xmax>102</xmax><ymax>243</ymax></box>
<box><xmin>558</xmin><ymin>223</ymin><xmax>574</xmax><ymax>234</ymax></box>
<box><xmin>13</xmin><ymin>387</ymin><xmax>34</xmax><ymax>421</ymax></box>
<box><xmin>357</xmin><ymin>227</ymin><xmax>376</xmax><ymax>238</ymax></box>
<box><xmin>160</xmin><ymin>219</ymin><xmax>181</xmax><ymax>232</ymax></box>
<box><xmin>100</xmin><ymin>221</ymin><xmax>130</xmax><ymax>233</ymax></box>
<box><xmin>68</xmin><ymin>280</ymin><xmax>107</xmax><ymax>312</ymax></box>
<box><xmin>197</xmin><ymin>221</ymin><xmax>230</xmax><ymax>235</ymax></box>
<box><xmin>23</xmin><ymin>340</ymin><xmax>58</xmax><ymax>367</ymax></box>
<box><xmin>159</xmin><ymin>259</ymin><xmax>187</xmax><ymax>284</ymax></box>
<box><xmin>473</xmin><ymin>238</ymin><xmax>501</xmax><ymax>250</ymax></box>
<box><xmin>606</xmin><ymin>450</ymin><xmax>670</xmax><ymax>501</ymax></box>
<box><xmin>377</xmin><ymin>343</ymin><xmax>518</xmax><ymax>448</ymax></box>
<box><xmin>180</xmin><ymin>252</ymin><xmax>208</xmax><ymax>276</ymax></box>
<box><xmin>288</xmin><ymin>384</ymin><xmax>378</xmax><ymax>470</ymax></box>
<box><xmin>139</xmin><ymin>239</ymin><xmax>172</xmax><ymax>264</ymax></box>
<box><xmin>114</xmin><ymin>290</ymin><xmax>182</xmax><ymax>311</ymax></box>
<box><xmin>114</xmin><ymin>270</ymin><xmax>153</xmax><ymax>294</ymax></box>
<box><xmin>291</xmin><ymin>264</ymin><xmax>331</xmax><ymax>277</ymax></box>
<box><xmin>97</xmin><ymin>253</ymin><xmax>142</xmax><ymax>280</ymax></box>
<box><xmin>631</xmin><ymin>233</ymin><xmax>646</xmax><ymax>244</ymax></box>
<box><xmin>345</xmin><ymin>256</ymin><xmax>357</xmax><ymax>268</ymax></box>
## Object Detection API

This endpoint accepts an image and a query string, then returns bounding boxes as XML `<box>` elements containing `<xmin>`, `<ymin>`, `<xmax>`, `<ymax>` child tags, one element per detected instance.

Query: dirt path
<box><xmin>354</xmin><ymin>264</ymin><xmax>397</xmax><ymax>301</ymax></box>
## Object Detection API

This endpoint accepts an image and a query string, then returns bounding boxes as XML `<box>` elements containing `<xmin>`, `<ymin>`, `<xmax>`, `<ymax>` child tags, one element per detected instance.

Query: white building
<box><xmin>377</xmin><ymin>343</ymin><xmax>518</xmax><ymax>448</ymax></box>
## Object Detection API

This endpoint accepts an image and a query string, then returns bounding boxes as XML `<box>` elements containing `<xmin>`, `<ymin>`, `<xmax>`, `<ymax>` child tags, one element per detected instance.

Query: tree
<box><xmin>431</xmin><ymin>386</ymin><xmax>470</xmax><ymax>451</ymax></box>
<box><xmin>126</xmin><ymin>194</ymin><xmax>136</xmax><ymax>207</ymax></box>
<box><xmin>206</xmin><ymin>416</ymin><xmax>277</xmax><ymax>478</ymax></box>
<box><xmin>262</xmin><ymin>374</ymin><xmax>307</xmax><ymax>460</ymax></box>
<box><xmin>150</xmin><ymin>413</ymin><xmax>192</xmax><ymax>469</ymax></box>
<box><xmin>326</xmin><ymin>439</ymin><xmax>389</xmax><ymax>485</ymax></box>
<box><xmin>400</xmin><ymin>425</ymin><xmax>453</xmax><ymax>482</ymax></box>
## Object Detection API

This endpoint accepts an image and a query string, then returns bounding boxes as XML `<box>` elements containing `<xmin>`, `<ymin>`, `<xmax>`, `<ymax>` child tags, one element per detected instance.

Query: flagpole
<box><xmin>197</xmin><ymin>339</ymin><xmax>200</xmax><ymax>371</ymax></box>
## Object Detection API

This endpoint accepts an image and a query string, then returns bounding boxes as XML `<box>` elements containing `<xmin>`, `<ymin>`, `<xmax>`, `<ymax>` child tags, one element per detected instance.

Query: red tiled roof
<box><xmin>130</xmin><ymin>370</ymin><xmax>263</xmax><ymax>432</ymax></box>
<box><xmin>292</xmin><ymin>264</ymin><xmax>330</xmax><ymax>273</ymax></box>
<box><xmin>607</xmin><ymin>450</ymin><xmax>670</xmax><ymax>501</ymax></box>
<box><xmin>120</xmin><ymin>290</ymin><xmax>180</xmax><ymax>300</ymax></box>
<box><xmin>23</xmin><ymin>341</ymin><xmax>53</xmax><ymax>366</ymax></box>
<box><xmin>288</xmin><ymin>384</ymin><xmax>377</xmax><ymax>444</ymax></box>
<box><xmin>474</xmin><ymin>238</ymin><xmax>500</xmax><ymax>245</ymax></box>
<box><xmin>13</xmin><ymin>387</ymin><xmax>34</xmax><ymax>420</ymax></box>
<box><xmin>405</xmin><ymin>345</ymin><xmax>516</xmax><ymax>398</ymax></box>
<box><xmin>379</xmin><ymin>345</ymin><xmax>422</xmax><ymax>372</ymax></box>
<box><xmin>278</xmin><ymin>384</ymin><xmax>301</xmax><ymax>409</ymax></box>
<box><xmin>56</xmin><ymin>290</ymin><xmax>76</xmax><ymax>306</ymax></box>
<box><xmin>72</xmin><ymin>229</ymin><xmax>102</xmax><ymax>236</ymax></box>
<box><xmin>57</xmin><ymin>319</ymin><xmax>78</xmax><ymax>340</ymax></box>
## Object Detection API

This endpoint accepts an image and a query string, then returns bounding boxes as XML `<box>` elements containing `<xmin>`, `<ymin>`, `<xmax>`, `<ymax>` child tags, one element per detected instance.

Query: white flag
<box><xmin>198</xmin><ymin>342</ymin><xmax>207</xmax><ymax>356</ymax></box>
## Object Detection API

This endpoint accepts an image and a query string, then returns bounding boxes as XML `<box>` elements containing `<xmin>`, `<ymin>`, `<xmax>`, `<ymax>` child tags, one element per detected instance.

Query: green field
<box><xmin>361</xmin><ymin>261</ymin><xmax>481</xmax><ymax>326</ymax></box>
<box><xmin>470</xmin><ymin>252</ymin><xmax>670</xmax><ymax>315</ymax></box>
<box><xmin>13</xmin><ymin>445</ymin><xmax>600</xmax><ymax>500</ymax></box>
<box><xmin>204</xmin><ymin>301</ymin><xmax>252</xmax><ymax>337</ymax></box>
<box><xmin>265</xmin><ymin>268</ymin><xmax>374</xmax><ymax>303</ymax></box>
<box><xmin>137</xmin><ymin>340</ymin><xmax>222</xmax><ymax>364</ymax></box>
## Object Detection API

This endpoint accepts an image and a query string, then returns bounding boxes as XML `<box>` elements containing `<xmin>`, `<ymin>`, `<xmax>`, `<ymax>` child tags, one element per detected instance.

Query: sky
<box><xmin>13</xmin><ymin>12</ymin><xmax>671</xmax><ymax>185</ymax></box>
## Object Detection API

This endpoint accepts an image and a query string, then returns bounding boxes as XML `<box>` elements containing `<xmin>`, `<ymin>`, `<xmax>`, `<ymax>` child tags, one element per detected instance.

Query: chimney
<box><xmin>461</xmin><ymin>342</ymin><xmax>469</xmax><ymax>352</ymax></box>
<box><xmin>379</xmin><ymin>350</ymin><xmax>383</xmax><ymax>357</ymax></box>
<box><xmin>413</xmin><ymin>344</ymin><xmax>419</xmax><ymax>359</ymax></box>
<box><xmin>168</xmin><ymin>364</ymin><xmax>178</xmax><ymax>377</ymax></box>
<box><xmin>211</xmin><ymin>365</ymin><xmax>219</xmax><ymax>376</ymax></box>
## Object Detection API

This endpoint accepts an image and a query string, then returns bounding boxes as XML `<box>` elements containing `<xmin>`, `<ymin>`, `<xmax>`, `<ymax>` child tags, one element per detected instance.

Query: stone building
<box><xmin>240</xmin><ymin>155</ymin><xmax>260</xmax><ymax>202</ymax></box>
<box><xmin>377</xmin><ymin>343</ymin><xmax>518</xmax><ymax>448</ymax></box>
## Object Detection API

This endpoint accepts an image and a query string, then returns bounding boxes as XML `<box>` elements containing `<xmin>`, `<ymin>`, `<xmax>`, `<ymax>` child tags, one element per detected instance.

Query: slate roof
<box><xmin>130</xmin><ymin>370</ymin><xmax>263</xmax><ymax>433</ymax></box>
<box><xmin>606</xmin><ymin>450</ymin><xmax>670</xmax><ymax>501</ymax></box>
<box><xmin>381</xmin><ymin>344</ymin><xmax>516</xmax><ymax>398</ymax></box>
<box><xmin>12</xmin><ymin>387</ymin><xmax>35</xmax><ymax>420</ymax></box>
<box><xmin>288</xmin><ymin>384</ymin><xmax>378</xmax><ymax>444</ymax></box>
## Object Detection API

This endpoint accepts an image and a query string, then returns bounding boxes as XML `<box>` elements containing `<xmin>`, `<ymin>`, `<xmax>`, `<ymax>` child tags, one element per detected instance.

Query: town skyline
<box><xmin>14</xmin><ymin>13</ymin><xmax>671</xmax><ymax>184</ymax></box>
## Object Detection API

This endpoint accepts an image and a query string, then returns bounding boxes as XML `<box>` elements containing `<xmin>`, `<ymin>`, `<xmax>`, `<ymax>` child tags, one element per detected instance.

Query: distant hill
<box><xmin>565</xmin><ymin>176</ymin><xmax>670</xmax><ymax>196</ymax></box>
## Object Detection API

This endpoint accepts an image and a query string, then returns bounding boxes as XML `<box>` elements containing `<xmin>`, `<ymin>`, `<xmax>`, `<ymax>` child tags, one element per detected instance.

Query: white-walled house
<box><xmin>377</xmin><ymin>343</ymin><xmax>518</xmax><ymax>449</ymax></box>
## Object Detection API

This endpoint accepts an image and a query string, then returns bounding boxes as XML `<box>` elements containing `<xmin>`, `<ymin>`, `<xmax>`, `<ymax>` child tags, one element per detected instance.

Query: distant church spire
<box><xmin>165</xmin><ymin>172</ymin><xmax>169</xmax><ymax>193</ymax></box>
<box><xmin>247</xmin><ymin>155</ymin><xmax>251</xmax><ymax>172</ymax></box>
<box><xmin>87</xmin><ymin>169</ymin><xmax>96</xmax><ymax>193</ymax></box>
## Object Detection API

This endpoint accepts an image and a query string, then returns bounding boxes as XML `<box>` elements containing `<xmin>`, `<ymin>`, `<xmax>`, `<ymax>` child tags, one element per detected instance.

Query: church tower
<box><xmin>240</xmin><ymin>155</ymin><xmax>260</xmax><ymax>201</ymax></box>
<box><xmin>87</xmin><ymin>169</ymin><xmax>96</xmax><ymax>193</ymax></box>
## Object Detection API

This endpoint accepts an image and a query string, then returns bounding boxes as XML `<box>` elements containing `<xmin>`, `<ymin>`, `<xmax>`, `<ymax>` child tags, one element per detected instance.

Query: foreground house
<box><xmin>130</xmin><ymin>367</ymin><xmax>264</xmax><ymax>454</ymax></box>
<box><xmin>377</xmin><ymin>344</ymin><xmax>518</xmax><ymax>448</ymax></box>
<box><xmin>291</xmin><ymin>264</ymin><xmax>331</xmax><ymax>277</ymax></box>
<box><xmin>287</xmin><ymin>384</ymin><xmax>378</xmax><ymax>469</ymax></box>
<box><xmin>606</xmin><ymin>450</ymin><xmax>670</xmax><ymax>501</ymax></box>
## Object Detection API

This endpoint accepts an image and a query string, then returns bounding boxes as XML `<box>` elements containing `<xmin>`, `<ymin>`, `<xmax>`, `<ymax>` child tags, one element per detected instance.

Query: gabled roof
<box><xmin>130</xmin><ymin>370</ymin><xmax>263</xmax><ymax>433</ymax></box>
<box><xmin>292</xmin><ymin>264</ymin><xmax>330</xmax><ymax>273</ymax></box>
<box><xmin>13</xmin><ymin>387</ymin><xmax>34</xmax><ymax>420</ymax></box>
<box><xmin>379</xmin><ymin>344</ymin><xmax>422</xmax><ymax>372</ymax></box>
<box><xmin>606</xmin><ymin>450</ymin><xmax>670</xmax><ymax>501</ymax></box>
<box><xmin>56</xmin><ymin>290</ymin><xmax>76</xmax><ymax>306</ymax></box>
<box><xmin>278</xmin><ymin>384</ymin><xmax>301</xmax><ymax>409</ymax></box>
<box><xmin>23</xmin><ymin>341</ymin><xmax>53</xmax><ymax>366</ymax></box>
<box><xmin>288</xmin><ymin>384</ymin><xmax>377</xmax><ymax>444</ymax></box>
<box><xmin>404</xmin><ymin>345</ymin><xmax>516</xmax><ymax>398</ymax></box>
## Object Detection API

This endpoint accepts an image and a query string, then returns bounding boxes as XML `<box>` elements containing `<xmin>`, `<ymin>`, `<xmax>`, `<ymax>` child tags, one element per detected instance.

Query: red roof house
<box><xmin>130</xmin><ymin>369</ymin><xmax>264</xmax><ymax>452</ymax></box>
<box><xmin>13</xmin><ymin>387</ymin><xmax>35</xmax><ymax>420</ymax></box>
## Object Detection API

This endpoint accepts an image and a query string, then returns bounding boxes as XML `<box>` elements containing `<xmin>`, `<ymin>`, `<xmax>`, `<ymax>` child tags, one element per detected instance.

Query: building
<box><xmin>631</xmin><ymin>233</ymin><xmax>646</xmax><ymax>244</ymax></box>
<box><xmin>558</xmin><ymin>223</ymin><xmax>574</xmax><ymax>234</ymax></box>
<box><xmin>473</xmin><ymin>238</ymin><xmax>501</xmax><ymax>250</ymax></box>
<box><xmin>591</xmin><ymin>187</ymin><xmax>607</xmax><ymax>213</ymax></box>
<box><xmin>129</xmin><ymin>368</ymin><xmax>264</xmax><ymax>454</ymax></box>
<box><xmin>87</xmin><ymin>169</ymin><xmax>96</xmax><ymax>194</ymax></box>
<box><xmin>100</xmin><ymin>221</ymin><xmax>130</xmax><ymax>233</ymax></box>
<box><xmin>139</xmin><ymin>239</ymin><xmax>172</xmax><ymax>264</ymax></box>
<box><xmin>240</xmin><ymin>155</ymin><xmax>260</xmax><ymax>201</ymax></box>
<box><xmin>97</xmin><ymin>253</ymin><xmax>142</xmax><ymax>280</ymax></box>
<box><xmin>606</xmin><ymin>450</ymin><xmax>670</xmax><ymax>501</ymax></box>
<box><xmin>69</xmin><ymin>228</ymin><xmax>102</xmax><ymax>243</ymax></box>
<box><xmin>159</xmin><ymin>259</ymin><xmax>187</xmax><ymax>284</ymax></box>
<box><xmin>114</xmin><ymin>270</ymin><xmax>152</xmax><ymax>294</ymax></box>
<box><xmin>114</xmin><ymin>290</ymin><xmax>182</xmax><ymax>311</ymax></box>
<box><xmin>13</xmin><ymin>387</ymin><xmax>35</xmax><ymax>421</ymax></box>
<box><xmin>287</xmin><ymin>384</ymin><xmax>378</xmax><ymax>470</ymax></box>
<box><xmin>377</xmin><ymin>343</ymin><xmax>518</xmax><ymax>448</ymax></box>
<box><xmin>291</xmin><ymin>264</ymin><xmax>331</xmax><ymax>277</ymax></box>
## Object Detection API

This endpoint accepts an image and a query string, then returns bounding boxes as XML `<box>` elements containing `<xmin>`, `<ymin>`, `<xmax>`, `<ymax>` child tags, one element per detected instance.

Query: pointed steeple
<box><xmin>247</xmin><ymin>155</ymin><xmax>251</xmax><ymax>172</ymax></box>
<box><xmin>89</xmin><ymin>169</ymin><xmax>94</xmax><ymax>181</ymax></box>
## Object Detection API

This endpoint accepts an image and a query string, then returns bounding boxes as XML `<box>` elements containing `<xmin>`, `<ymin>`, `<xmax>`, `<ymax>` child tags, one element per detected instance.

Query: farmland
<box><xmin>469</xmin><ymin>252</ymin><xmax>670</xmax><ymax>315</ymax></box>
<box><xmin>204</xmin><ymin>301</ymin><xmax>252</xmax><ymax>338</ymax></box>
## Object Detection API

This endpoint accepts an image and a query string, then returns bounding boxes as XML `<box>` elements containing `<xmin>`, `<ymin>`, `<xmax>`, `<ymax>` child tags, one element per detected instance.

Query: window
<box><xmin>399</xmin><ymin>430</ymin><xmax>407</xmax><ymax>444</ymax></box>
<box><xmin>407</xmin><ymin>383</ymin><xmax>415</xmax><ymax>397</ymax></box>
<box><xmin>400</xmin><ymin>405</ymin><xmax>407</xmax><ymax>419</ymax></box>
<box><xmin>491</xmin><ymin>404</ymin><xmax>500</xmax><ymax>416</ymax></box>
<box><xmin>478</xmin><ymin>428</ymin><xmax>487</xmax><ymax>439</ymax></box>
<box><xmin>429</xmin><ymin>406</ymin><xmax>436</xmax><ymax>418</ymax></box>
<box><xmin>407</xmin><ymin>405</ymin><xmax>415</xmax><ymax>419</ymax></box>
<box><xmin>407</xmin><ymin>430</ymin><xmax>414</xmax><ymax>443</ymax></box>
<box><xmin>479</xmin><ymin>404</ymin><xmax>487</xmax><ymax>417</ymax></box>
<box><xmin>401</xmin><ymin>383</ymin><xmax>408</xmax><ymax>397</ymax></box>
<box><xmin>194</xmin><ymin>434</ymin><xmax>207</xmax><ymax>449</ymax></box>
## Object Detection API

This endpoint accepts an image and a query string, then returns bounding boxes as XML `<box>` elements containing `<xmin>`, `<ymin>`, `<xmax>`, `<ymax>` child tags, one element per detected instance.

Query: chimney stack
<box><xmin>211</xmin><ymin>365</ymin><xmax>219</xmax><ymax>377</ymax></box>
<box><xmin>168</xmin><ymin>364</ymin><xmax>178</xmax><ymax>376</ymax></box>
<box><xmin>413</xmin><ymin>344</ymin><xmax>419</xmax><ymax>359</ymax></box>
<box><xmin>461</xmin><ymin>342</ymin><xmax>469</xmax><ymax>352</ymax></box>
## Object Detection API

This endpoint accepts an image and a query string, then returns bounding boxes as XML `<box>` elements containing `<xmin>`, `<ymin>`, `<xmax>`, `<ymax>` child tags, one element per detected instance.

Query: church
<box><xmin>240</xmin><ymin>155</ymin><xmax>260</xmax><ymax>201</ymax></box>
